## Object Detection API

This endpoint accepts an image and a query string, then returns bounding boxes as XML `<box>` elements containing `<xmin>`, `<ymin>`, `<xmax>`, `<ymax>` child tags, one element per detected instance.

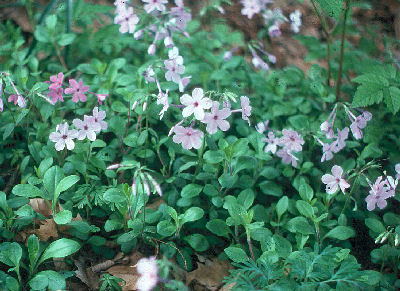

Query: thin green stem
<box><xmin>336</xmin><ymin>0</ymin><xmax>351</xmax><ymax>99</ymax></box>
<box><xmin>340</xmin><ymin>175</ymin><xmax>358</xmax><ymax>217</ymax></box>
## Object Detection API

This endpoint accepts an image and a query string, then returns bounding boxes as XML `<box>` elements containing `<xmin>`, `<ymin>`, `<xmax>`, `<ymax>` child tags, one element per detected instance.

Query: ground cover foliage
<box><xmin>1</xmin><ymin>0</ymin><xmax>400</xmax><ymax>290</ymax></box>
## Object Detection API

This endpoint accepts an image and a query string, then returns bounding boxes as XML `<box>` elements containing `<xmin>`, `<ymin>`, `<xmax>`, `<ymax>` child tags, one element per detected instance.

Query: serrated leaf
<box><xmin>316</xmin><ymin>0</ymin><xmax>344</xmax><ymax>19</ymax></box>
<box><xmin>385</xmin><ymin>86</ymin><xmax>400</xmax><ymax>114</ymax></box>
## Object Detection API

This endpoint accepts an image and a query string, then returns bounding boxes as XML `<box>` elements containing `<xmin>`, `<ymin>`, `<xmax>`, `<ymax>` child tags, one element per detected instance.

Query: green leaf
<box><xmin>3</xmin><ymin>124</ymin><xmax>14</xmax><ymax>140</ymax></box>
<box><xmin>181</xmin><ymin>207</ymin><xmax>204</xmax><ymax>224</ymax></box>
<box><xmin>55</xmin><ymin>175</ymin><xmax>80</xmax><ymax>201</ymax></box>
<box><xmin>352</xmin><ymin>78</ymin><xmax>385</xmax><ymax>108</ymax></box>
<box><xmin>224</xmin><ymin>246</ymin><xmax>248</xmax><ymax>263</ymax></box>
<box><xmin>276</xmin><ymin>196</ymin><xmax>289</xmax><ymax>219</ymax></box>
<box><xmin>38</xmin><ymin>238</ymin><xmax>80</xmax><ymax>266</ymax></box>
<box><xmin>38</xmin><ymin>157</ymin><xmax>53</xmax><ymax>177</ymax></box>
<box><xmin>324</xmin><ymin>226</ymin><xmax>355</xmax><ymax>240</ymax></box>
<box><xmin>166</xmin><ymin>206</ymin><xmax>179</xmax><ymax>223</ymax></box>
<box><xmin>296</xmin><ymin>200</ymin><xmax>314</xmax><ymax>218</ymax></box>
<box><xmin>181</xmin><ymin>184</ymin><xmax>203</xmax><ymax>198</ymax></box>
<box><xmin>157</xmin><ymin>220</ymin><xmax>176</xmax><ymax>237</ymax></box>
<box><xmin>57</xmin><ymin>33</ymin><xmax>76</xmax><ymax>46</ymax></box>
<box><xmin>45</xmin><ymin>15</ymin><xmax>57</xmax><ymax>30</ymax></box>
<box><xmin>103</xmin><ymin>188</ymin><xmax>126</xmax><ymax>203</ymax></box>
<box><xmin>12</xmin><ymin>184</ymin><xmax>43</xmax><ymax>198</ymax></box>
<box><xmin>184</xmin><ymin>234</ymin><xmax>209</xmax><ymax>252</ymax></box>
<box><xmin>0</xmin><ymin>242</ymin><xmax>22</xmax><ymax>268</ymax></box>
<box><xmin>54</xmin><ymin>210</ymin><xmax>72</xmax><ymax>224</ymax></box>
<box><xmin>316</xmin><ymin>0</ymin><xmax>344</xmax><ymax>19</ymax></box>
<box><xmin>204</xmin><ymin>150</ymin><xmax>225</xmax><ymax>163</ymax></box>
<box><xmin>287</xmin><ymin>217</ymin><xmax>315</xmax><ymax>235</ymax></box>
<box><xmin>206</xmin><ymin>219</ymin><xmax>231</xmax><ymax>237</ymax></box>
<box><xmin>29</xmin><ymin>271</ymin><xmax>65</xmax><ymax>291</ymax></box>
<box><xmin>28</xmin><ymin>235</ymin><xmax>39</xmax><ymax>269</ymax></box>
<box><xmin>365</xmin><ymin>218</ymin><xmax>385</xmax><ymax>233</ymax></box>
<box><xmin>299</xmin><ymin>182</ymin><xmax>314</xmax><ymax>201</ymax></box>
<box><xmin>218</xmin><ymin>173</ymin><xmax>238</xmax><ymax>188</ymax></box>
<box><xmin>385</xmin><ymin>86</ymin><xmax>400</xmax><ymax>114</ymax></box>
<box><xmin>43</xmin><ymin>166</ymin><xmax>64</xmax><ymax>196</ymax></box>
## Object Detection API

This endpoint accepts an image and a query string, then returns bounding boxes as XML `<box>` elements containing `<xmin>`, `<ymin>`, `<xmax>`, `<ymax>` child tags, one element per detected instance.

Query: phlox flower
<box><xmin>143</xmin><ymin>66</ymin><xmax>156</xmax><ymax>83</ymax></box>
<box><xmin>164</xmin><ymin>59</ymin><xmax>184</xmax><ymax>84</ymax></box>
<box><xmin>252</xmin><ymin>55</ymin><xmax>270</xmax><ymax>71</ymax></box>
<box><xmin>320</xmin><ymin>140</ymin><xmax>336</xmax><ymax>162</ymax></box>
<box><xmin>136</xmin><ymin>257</ymin><xmax>158</xmax><ymax>291</ymax></box>
<box><xmin>321</xmin><ymin>165</ymin><xmax>350</xmax><ymax>194</ymax></box>
<box><xmin>47</xmin><ymin>87</ymin><xmax>64</xmax><ymax>103</ymax></box>
<box><xmin>240</xmin><ymin>96</ymin><xmax>252</xmax><ymax>125</ymax></box>
<box><xmin>49</xmin><ymin>72</ymin><xmax>64</xmax><ymax>91</ymax></box>
<box><xmin>255</xmin><ymin>120</ymin><xmax>269</xmax><ymax>133</ymax></box>
<box><xmin>0</xmin><ymin>97</ymin><xmax>3</xmax><ymax>113</ymax></box>
<box><xmin>142</xmin><ymin>0</ymin><xmax>168</xmax><ymax>13</ymax></box>
<box><xmin>73</xmin><ymin>116</ymin><xmax>99</xmax><ymax>141</ymax></box>
<box><xmin>395</xmin><ymin>164</ymin><xmax>400</xmax><ymax>180</ymax></box>
<box><xmin>365</xmin><ymin>176</ymin><xmax>394</xmax><ymax>211</ymax></box>
<box><xmin>114</xmin><ymin>6</ymin><xmax>139</xmax><ymax>34</ymax></box>
<box><xmin>172</xmin><ymin>126</ymin><xmax>203</xmax><ymax>150</ymax></box>
<box><xmin>148</xmin><ymin>43</ymin><xmax>156</xmax><ymax>55</ymax></box>
<box><xmin>156</xmin><ymin>89</ymin><xmax>169</xmax><ymax>120</ymax></box>
<box><xmin>241</xmin><ymin>0</ymin><xmax>261</xmax><ymax>19</ymax></box>
<box><xmin>320</xmin><ymin>107</ymin><xmax>336</xmax><ymax>139</ymax></box>
<box><xmin>91</xmin><ymin>106</ymin><xmax>107</xmax><ymax>132</ymax></box>
<box><xmin>180</xmin><ymin>88</ymin><xmax>212</xmax><ymax>120</ymax></box>
<box><xmin>96</xmin><ymin>93</ymin><xmax>108</xmax><ymax>105</ymax></box>
<box><xmin>276</xmin><ymin>149</ymin><xmax>298</xmax><ymax>167</ymax></box>
<box><xmin>289</xmin><ymin>10</ymin><xmax>302</xmax><ymax>33</ymax></box>
<box><xmin>146</xmin><ymin>174</ymin><xmax>163</xmax><ymax>196</ymax></box>
<box><xmin>8</xmin><ymin>94</ymin><xmax>26</xmax><ymax>108</ymax></box>
<box><xmin>347</xmin><ymin>109</ymin><xmax>372</xmax><ymax>140</ymax></box>
<box><xmin>334</xmin><ymin>127</ymin><xmax>349</xmax><ymax>152</ymax></box>
<box><xmin>262</xmin><ymin>131</ymin><xmax>277</xmax><ymax>154</ymax></box>
<box><xmin>178</xmin><ymin>76</ymin><xmax>191</xmax><ymax>93</ymax></box>
<box><xmin>279</xmin><ymin>129</ymin><xmax>304</xmax><ymax>152</ymax></box>
<box><xmin>49</xmin><ymin>122</ymin><xmax>78</xmax><ymax>151</ymax></box>
<box><xmin>268</xmin><ymin>23</ymin><xmax>282</xmax><ymax>37</ymax></box>
<box><xmin>65</xmin><ymin>79</ymin><xmax>89</xmax><ymax>103</ymax></box>
<box><xmin>169</xmin><ymin>0</ymin><xmax>192</xmax><ymax>31</ymax></box>
<box><xmin>201</xmin><ymin>101</ymin><xmax>231</xmax><ymax>134</ymax></box>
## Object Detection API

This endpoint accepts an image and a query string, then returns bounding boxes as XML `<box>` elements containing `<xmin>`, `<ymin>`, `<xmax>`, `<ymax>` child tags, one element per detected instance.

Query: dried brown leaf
<box><xmin>106</xmin><ymin>265</ymin><xmax>139</xmax><ymax>291</ymax></box>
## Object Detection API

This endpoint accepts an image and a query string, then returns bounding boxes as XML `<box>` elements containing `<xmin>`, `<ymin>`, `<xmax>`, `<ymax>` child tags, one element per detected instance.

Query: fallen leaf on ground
<box><xmin>35</xmin><ymin>219</ymin><xmax>58</xmax><ymax>241</ymax></box>
<box><xmin>106</xmin><ymin>265</ymin><xmax>139</xmax><ymax>291</ymax></box>
<box><xmin>186</xmin><ymin>258</ymin><xmax>232</xmax><ymax>291</ymax></box>
<box><xmin>75</xmin><ymin>258</ymin><xmax>100</xmax><ymax>290</ymax></box>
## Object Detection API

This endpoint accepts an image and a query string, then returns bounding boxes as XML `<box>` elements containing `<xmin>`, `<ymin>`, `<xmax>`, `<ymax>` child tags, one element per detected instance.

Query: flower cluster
<box><xmin>167</xmin><ymin>88</ymin><xmax>251</xmax><ymax>150</ymax></box>
<box><xmin>46</xmin><ymin>72</ymin><xmax>107</xmax><ymax>105</ymax></box>
<box><xmin>318</xmin><ymin>106</ymin><xmax>372</xmax><ymax>162</ymax></box>
<box><xmin>365</xmin><ymin>175</ymin><xmax>398</xmax><ymax>211</ymax></box>
<box><xmin>0</xmin><ymin>73</ymin><xmax>26</xmax><ymax>111</ymax></box>
<box><xmin>261</xmin><ymin>125</ymin><xmax>304</xmax><ymax>167</ymax></box>
<box><xmin>136</xmin><ymin>257</ymin><xmax>158</xmax><ymax>291</ymax></box>
<box><xmin>49</xmin><ymin>107</ymin><xmax>107</xmax><ymax>151</ymax></box>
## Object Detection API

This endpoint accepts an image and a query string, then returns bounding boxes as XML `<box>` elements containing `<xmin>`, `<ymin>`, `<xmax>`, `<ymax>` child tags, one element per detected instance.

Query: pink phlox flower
<box><xmin>252</xmin><ymin>55</ymin><xmax>270</xmax><ymax>71</ymax></box>
<box><xmin>172</xmin><ymin>125</ymin><xmax>204</xmax><ymax>150</ymax></box>
<box><xmin>65</xmin><ymin>79</ymin><xmax>89</xmax><ymax>103</ymax></box>
<box><xmin>289</xmin><ymin>10</ymin><xmax>302</xmax><ymax>33</ymax></box>
<box><xmin>73</xmin><ymin>116</ymin><xmax>99</xmax><ymax>141</ymax></box>
<box><xmin>321</xmin><ymin>165</ymin><xmax>350</xmax><ymax>194</ymax></box>
<box><xmin>347</xmin><ymin>109</ymin><xmax>372</xmax><ymax>140</ymax></box>
<box><xmin>178</xmin><ymin>76</ymin><xmax>191</xmax><ymax>93</ymax></box>
<box><xmin>114</xmin><ymin>6</ymin><xmax>139</xmax><ymax>34</ymax></box>
<box><xmin>241</xmin><ymin>0</ymin><xmax>262</xmax><ymax>19</ymax></box>
<box><xmin>395</xmin><ymin>163</ymin><xmax>400</xmax><ymax>180</ymax></box>
<box><xmin>268</xmin><ymin>23</ymin><xmax>282</xmax><ymax>37</ymax></box>
<box><xmin>279</xmin><ymin>129</ymin><xmax>304</xmax><ymax>152</ymax></box>
<box><xmin>142</xmin><ymin>0</ymin><xmax>168</xmax><ymax>13</ymax></box>
<box><xmin>333</xmin><ymin>127</ymin><xmax>349</xmax><ymax>152</ymax></box>
<box><xmin>320</xmin><ymin>108</ymin><xmax>336</xmax><ymax>139</ymax></box>
<box><xmin>114</xmin><ymin>0</ymin><xmax>127</xmax><ymax>12</ymax></box>
<box><xmin>202</xmin><ymin>101</ymin><xmax>231</xmax><ymax>134</ymax></box>
<box><xmin>320</xmin><ymin>140</ymin><xmax>336</xmax><ymax>162</ymax></box>
<box><xmin>276</xmin><ymin>149</ymin><xmax>298</xmax><ymax>167</ymax></box>
<box><xmin>224</xmin><ymin>51</ymin><xmax>233</xmax><ymax>61</ymax></box>
<box><xmin>148</xmin><ymin>43</ymin><xmax>156</xmax><ymax>55</ymax></box>
<box><xmin>8</xmin><ymin>94</ymin><xmax>26</xmax><ymax>108</ymax></box>
<box><xmin>49</xmin><ymin>72</ymin><xmax>64</xmax><ymax>91</ymax></box>
<box><xmin>240</xmin><ymin>96</ymin><xmax>252</xmax><ymax>125</ymax></box>
<box><xmin>262</xmin><ymin>131</ymin><xmax>278</xmax><ymax>154</ymax></box>
<box><xmin>168</xmin><ymin>120</ymin><xmax>184</xmax><ymax>137</ymax></box>
<box><xmin>180</xmin><ymin>88</ymin><xmax>212</xmax><ymax>120</ymax></box>
<box><xmin>92</xmin><ymin>106</ymin><xmax>107</xmax><ymax>131</ymax></box>
<box><xmin>136</xmin><ymin>257</ymin><xmax>158</xmax><ymax>291</ymax></box>
<box><xmin>168</xmin><ymin>47</ymin><xmax>183</xmax><ymax>65</ymax></box>
<box><xmin>143</xmin><ymin>66</ymin><xmax>156</xmax><ymax>83</ymax></box>
<box><xmin>365</xmin><ymin>176</ymin><xmax>393</xmax><ymax>211</ymax></box>
<box><xmin>156</xmin><ymin>89</ymin><xmax>169</xmax><ymax>120</ymax></box>
<box><xmin>255</xmin><ymin>120</ymin><xmax>269</xmax><ymax>133</ymax></box>
<box><xmin>49</xmin><ymin>122</ymin><xmax>78</xmax><ymax>151</ymax></box>
<box><xmin>164</xmin><ymin>36</ymin><xmax>174</xmax><ymax>48</ymax></box>
<box><xmin>96</xmin><ymin>94</ymin><xmax>108</xmax><ymax>105</ymax></box>
<box><xmin>164</xmin><ymin>59</ymin><xmax>185</xmax><ymax>84</ymax></box>
<box><xmin>268</xmin><ymin>54</ymin><xmax>277</xmax><ymax>64</ymax></box>
<box><xmin>47</xmin><ymin>87</ymin><xmax>64</xmax><ymax>104</ymax></box>
<box><xmin>383</xmin><ymin>176</ymin><xmax>398</xmax><ymax>197</ymax></box>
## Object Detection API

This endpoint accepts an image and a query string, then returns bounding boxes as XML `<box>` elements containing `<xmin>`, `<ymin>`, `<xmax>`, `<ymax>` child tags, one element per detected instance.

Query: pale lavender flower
<box><xmin>73</xmin><ymin>116</ymin><xmax>99</xmax><ymax>141</ymax></box>
<box><xmin>289</xmin><ymin>10</ymin><xmax>302</xmax><ymax>33</ymax></box>
<box><xmin>252</xmin><ymin>55</ymin><xmax>270</xmax><ymax>71</ymax></box>
<box><xmin>347</xmin><ymin>109</ymin><xmax>372</xmax><ymax>140</ymax></box>
<box><xmin>178</xmin><ymin>76</ymin><xmax>191</xmax><ymax>93</ymax></box>
<box><xmin>321</xmin><ymin>165</ymin><xmax>350</xmax><ymax>194</ymax></box>
<box><xmin>156</xmin><ymin>89</ymin><xmax>169</xmax><ymax>120</ymax></box>
<box><xmin>262</xmin><ymin>131</ymin><xmax>278</xmax><ymax>154</ymax></box>
<box><xmin>134</xmin><ymin>29</ymin><xmax>144</xmax><ymax>40</ymax></box>
<box><xmin>164</xmin><ymin>59</ymin><xmax>184</xmax><ymax>84</ymax></box>
<box><xmin>320</xmin><ymin>107</ymin><xmax>337</xmax><ymax>139</ymax></box>
<box><xmin>136</xmin><ymin>257</ymin><xmax>158</xmax><ymax>291</ymax></box>
<box><xmin>172</xmin><ymin>126</ymin><xmax>203</xmax><ymax>150</ymax></box>
<box><xmin>142</xmin><ymin>0</ymin><xmax>168</xmax><ymax>13</ymax></box>
<box><xmin>241</xmin><ymin>0</ymin><xmax>261</xmax><ymax>19</ymax></box>
<box><xmin>255</xmin><ymin>120</ymin><xmax>269</xmax><ymax>133</ymax></box>
<box><xmin>277</xmin><ymin>149</ymin><xmax>298</xmax><ymax>167</ymax></box>
<box><xmin>201</xmin><ymin>101</ymin><xmax>231</xmax><ymax>134</ymax></box>
<box><xmin>268</xmin><ymin>24</ymin><xmax>282</xmax><ymax>37</ymax></box>
<box><xmin>365</xmin><ymin>176</ymin><xmax>393</xmax><ymax>211</ymax></box>
<box><xmin>180</xmin><ymin>88</ymin><xmax>212</xmax><ymax>120</ymax></box>
<box><xmin>279</xmin><ymin>129</ymin><xmax>304</xmax><ymax>152</ymax></box>
<box><xmin>147</xmin><ymin>174</ymin><xmax>163</xmax><ymax>196</ymax></box>
<box><xmin>224</xmin><ymin>51</ymin><xmax>233</xmax><ymax>61</ymax></box>
<box><xmin>395</xmin><ymin>164</ymin><xmax>400</xmax><ymax>180</ymax></box>
<box><xmin>114</xmin><ymin>6</ymin><xmax>139</xmax><ymax>34</ymax></box>
<box><xmin>169</xmin><ymin>0</ymin><xmax>192</xmax><ymax>31</ymax></box>
<box><xmin>267</xmin><ymin>54</ymin><xmax>276</xmax><ymax>64</ymax></box>
<box><xmin>92</xmin><ymin>106</ymin><xmax>107</xmax><ymax>131</ymax></box>
<box><xmin>320</xmin><ymin>141</ymin><xmax>336</xmax><ymax>162</ymax></box>
<box><xmin>49</xmin><ymin>122</ymin><xmax>78</xmax><ymax>151</ymax></box>
<box><xmin>240</xmin><ymin>96</ymin><xmax>252</xmax><ymax>125</ymax></box>
<box><xmin>148</xmin><ymin>43</ymin><xmax>156</xmax><ymax>55</ymax></box>
<box><xmin>143</xmin><ymin>66</ymin><xmax>156</xmax><ymax>83</ymax></box>
<box><xmin>164</xmin><ymin>36</ymin><xmax>174</xmax><ymax>48</ymax></box>
<box><xmin>334</xmin><ymin>127</ymin><xmax>349</xmax><ymax>152</ymax></box>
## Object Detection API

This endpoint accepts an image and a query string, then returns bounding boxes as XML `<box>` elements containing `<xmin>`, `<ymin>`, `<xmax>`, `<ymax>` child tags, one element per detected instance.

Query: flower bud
<box><xmin>147</xmin><ymin>43</ymin><xmax>156</xmax><ymax>55</ymax></box>
<box><xmin>164</xmin><ymin>36</ymin><xmax>174</xmax><ymax>48</ymax></box>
